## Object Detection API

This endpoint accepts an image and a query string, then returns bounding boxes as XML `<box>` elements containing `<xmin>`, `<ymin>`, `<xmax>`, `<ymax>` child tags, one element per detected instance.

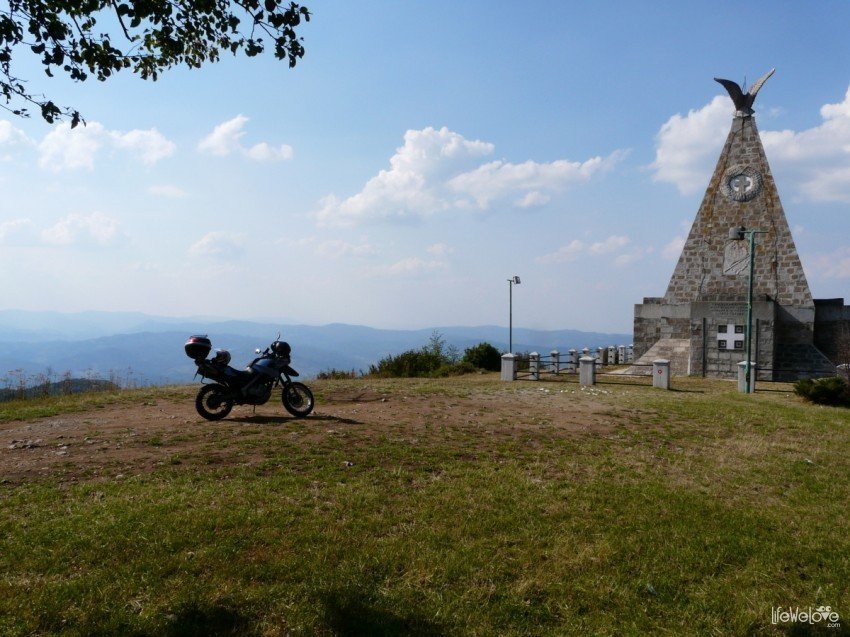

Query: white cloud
<box><xmin>651</xmin><ymin>96</ymin><xmax>731</xmax><ymax>195</ymax></box>
<box><xmin>589</xmin><ymin>235</ymin><xmax>630</xmax><ymax>255</ymax></box>
<box><xmin>148</xmin><ymin>185</ymin><xmax>188</xmax><ymax>198</ymax></box>
<box><xmin>37</xmin><ymin>122</ymin><xmax>175</xmax><ymax>171</ymax></box>
<box><xmin>314</xmin><ymin>239</ymin><xmax>378</xmax><ymax>258</ymax></box>
<box><xmin>0</xmin><ymin>218</ymin><xmax>35</xmax><ymax>245</ymax></box>
<box><xmin>426</xmin><ymin>243</ymin><xmax>454</xmax><ymax>257</ymax></box>
<box><xmin>369</xmin><ymin>256</ymin><xmax>447</xmax><ymax>277</ymax></box>
<box><xmin>41</xmin><ymin>212</ymin><xmax>122</xmax><ymax>247</ymax></box>
<box><xmin>316</xmin><ymin>126</ymin><xmax>625</xmax><ymax>226</ymax></box>
<box><xmin>110</xmin><ymin>129</ymin><xmax>175</xmax><ymax>164</ymax></box>
<box><xmin>535</xmin><ymin>239</ymin><xmax>585</xmax><ymax>264</ymax></box>
<box><xmin>0</xmin><ymin>120</ymin><xmax>33</xmax><ymax>159</ymax></box>
<box><xmin>189</xmin><ymin>231</ymin><xmax>246</xmax><ymax>261</ymax></box>
<box><xmin>245</xmin><ymin>142</ymin><xmax>294</xmax><ymax>162</ymax></box>
<box><xmin>39</xmin><ymin>122</ymin><xmax>106</xmax><ymax>171</ymax></box>
<box><xmin>198</xmin><ymin>115</ymin><xmax>293</xmax><ymax>162</ymax></box>
<box><xmin>537</xmin><ymin>235</ymin><xmax>635</xmax><ymax>265</ymax></box>
<box><xmin>515</xmin><ymin>191</ymin><xmax>550</xmax><ymax>208</ymax></box>
<box><xmin>652</xmin><ymin>85</ymin><xmax>850</xmax><ymax>203</ymax></box>
<box><xmin>806</xmin><ymin>247</ymin><xmax>850</xmax><ymax>279</ymax></box>
<box><xmin>662</xmin><ymin>235</ymin><xmax>686</xmax><ymax>260</ymax></box>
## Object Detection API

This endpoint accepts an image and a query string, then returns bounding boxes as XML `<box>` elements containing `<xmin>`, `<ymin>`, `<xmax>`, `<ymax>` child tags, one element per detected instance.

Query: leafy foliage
<box><xmin>369</xmin><ymin>333</ymin><xmax>501</xmax><ymax>378</ymax></box>
<box><xmin>0</xmin><ymin>0</ymin><xmax>310</xmax><ymax>123</ymax></box>
<box><xmin>793</xmin><ymin>376</ymin><xmax>850</xmax><ymax>407</ymax></box>
<box><xmin>462</xmin><ymin>342</ymin><xmax>501</xmax><ymax>371</ymax></box>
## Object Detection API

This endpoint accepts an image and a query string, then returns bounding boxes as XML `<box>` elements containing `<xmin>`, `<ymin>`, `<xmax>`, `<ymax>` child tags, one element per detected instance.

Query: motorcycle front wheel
<box><xmin>282</xmin><ymin>382</ymin><xmax>314</xmax><ymax>418</ymax></box>
<box><xmin>195</xmin><ymin>384</ymin><xmax>234</xmax><ymax>421</ymax></box>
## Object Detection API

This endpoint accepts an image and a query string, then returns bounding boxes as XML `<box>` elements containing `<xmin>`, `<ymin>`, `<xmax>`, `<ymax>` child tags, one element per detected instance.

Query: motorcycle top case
<box><xmin>184</xmin><ymin>335</ymin><xmax>212</xmax><ymax>360</ymax></box>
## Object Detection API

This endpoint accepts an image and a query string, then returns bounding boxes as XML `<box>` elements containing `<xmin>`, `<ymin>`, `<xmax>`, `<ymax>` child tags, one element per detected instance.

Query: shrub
<box><xmin>794</xmin><ymin>376</ymin><xmax>850</xmax><ymax>407</ymax></box>
<box><xmin>316</xmin><ymin>368</ymin><xmax>360</xmax><ymax>380</ymax></box>
<box><xmin>462</xmin><ymin>342</ymin><xmax>502</xmax><ymax>371</ymax></box>
<box><xmin>369</xmin><ymin>349</ymin><xmax>445</xmax><ymax>378</ymax></box>
<box><xmin>432</xmin><ymin>361</ymin><xmax>478</xmax><ymax>377</ymax></box>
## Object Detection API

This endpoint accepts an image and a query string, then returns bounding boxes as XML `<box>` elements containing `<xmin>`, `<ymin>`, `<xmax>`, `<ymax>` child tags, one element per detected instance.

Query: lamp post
<box><xmin>508</xmin><ymin>276</ymin><xmax>521</xmax><ymax>354</ymax></box>
<box><xmin>730</xmin><ymin>226</ymin><xmax>766</xmax><ymax>393</ymax></box>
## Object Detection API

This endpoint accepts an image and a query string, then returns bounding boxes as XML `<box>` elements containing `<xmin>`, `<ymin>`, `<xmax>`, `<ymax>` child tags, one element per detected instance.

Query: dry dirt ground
<box><xmin>0</xmin><ymin>377</ymin><xmax>626</xmax><ymax>486</ymax></box>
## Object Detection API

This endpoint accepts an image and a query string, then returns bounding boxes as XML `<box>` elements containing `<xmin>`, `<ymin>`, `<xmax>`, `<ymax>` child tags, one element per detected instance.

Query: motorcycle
<box><xmin>184</xmin><ymin>335</ymin><xmax>314</xmax><ymax>421</ymax></box>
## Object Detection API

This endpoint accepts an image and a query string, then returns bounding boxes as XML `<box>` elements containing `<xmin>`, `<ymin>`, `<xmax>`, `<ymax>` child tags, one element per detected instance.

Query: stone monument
<box><xmin>633</xmin><ymin>69</ymin><xmax>849</xmax><ymax>380</ymax></box>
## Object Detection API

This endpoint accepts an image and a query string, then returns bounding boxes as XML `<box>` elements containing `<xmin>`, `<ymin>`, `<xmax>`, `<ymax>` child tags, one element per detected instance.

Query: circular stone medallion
<box><xmin>721</xmin><ymin>166</ymin><xmax>763</xmax><ymax>202</ymax></box>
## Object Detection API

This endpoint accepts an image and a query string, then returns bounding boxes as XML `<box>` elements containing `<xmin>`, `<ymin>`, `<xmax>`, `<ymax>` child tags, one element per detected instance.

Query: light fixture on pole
<box><xmin>730</xmin><ymin>226</ymin><xmax>766</xmax><ymax>393</ymax></box>
<box><xmin>508</xmin><ymin>276</ymin><xmax>521</xmax><ymax>354</ymax></box>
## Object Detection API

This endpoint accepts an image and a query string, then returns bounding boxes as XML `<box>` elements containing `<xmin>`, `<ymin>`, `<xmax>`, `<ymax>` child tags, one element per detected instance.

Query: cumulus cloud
<box><xmin>0</xmin><ymin>120</ymin><xmax>33</xmax><ymax>159</ymax></box>
<box><xmin>536</xmin><ymin>235</ymin><xmax>634</xmax><ymax>265</ymax></box>
<box><xmin>198</xmin><ymin>115</ymin><xmax>293</xmax><ymax>162</ymax></box>
<box><xmin>316</xmin><ymin>126</ymin><xmax>625</xmax><ymax>226</ymax></box>
<box><xmin>41</xmin><ymin>212</ymin><xmax>123</xmax><ymax>247</ymax></box>
<box><xmin>651</xmin><ymin>96</ymin><xmax>731</xmax><ymax>195</ymax></box>
<box><xmin>37</xmin><ymin>122</ymin><xmax>175</xmax><ymax>171</ymax></box>
<box><xmin>652</xmin><ymin>84</ymin><xmax>850</xmax><ymax>203</ymax></box>
<box><xmin>110</xmin><ymin>129</ymin><xmax>175</xmax><ymax>164</ymax></box>
<box><xmin>189</xmin><ymin>231</ymin><xmax>246</xmax><ymax>261</ymax></box>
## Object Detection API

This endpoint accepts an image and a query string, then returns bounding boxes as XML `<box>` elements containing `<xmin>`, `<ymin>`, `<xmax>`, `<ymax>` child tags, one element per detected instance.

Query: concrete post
<box><xmin>597</xmin><ymin>347</ymin><xmax>606</xmax><ymax>366</ymax></box>
<box><xmin>626</xmin><ymin>344</ymin><xmax>634</xmax><ymax>363</ymax></box>
<box><xmin>501</xmin><ymin>353</ymin><xmax>517</xmax><ymax>382</ymax></box>
<box><xmin>618</xmin><ymin>345</ymin><xmax>626</xmax><ymax>364</ymax></box>
<box><xmin>550</xmin><ymin>350</ymin><xmax>560</xmax><ymax>374</ymax></box>
<box><xmin>529</xmin><ymin>352</ymin><xmax>540</xmax><ymax>381</ymax></box>
<box><xmin>652</xmin><ymin>359</ymin><xmax>671</xmax><ymax>390</ymax></box>
<box><xmin>579</xmin><ymin>356</ymin><xmax>596</xmax><ymax>386</ymax></box>
<box><xmin>608</xmin><ymin>346</ymin><xmax>617</xmax><ymax>364</ymax></box>
<box><xmin>568</xmin><ymin>349</ymin><xmax>578</xmax><ymax>373</ymax></box>
<box><xmin>737</xmin><ymin>361</ymin><xmax>756</xmax><ymax>393</ymax></box>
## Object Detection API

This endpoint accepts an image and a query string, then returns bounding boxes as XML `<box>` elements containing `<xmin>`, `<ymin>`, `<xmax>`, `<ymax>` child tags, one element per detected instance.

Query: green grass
<box><xmin>1</xmin><ymin>377</ymin><xmax>849</xmax><ymax>635</ymax></box>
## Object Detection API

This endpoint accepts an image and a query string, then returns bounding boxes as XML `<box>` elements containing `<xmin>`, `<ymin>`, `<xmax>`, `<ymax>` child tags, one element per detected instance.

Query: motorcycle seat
<box><xmin>224</xmin><ymin>366</ymin><xmax>254</xmax><ymax>381</ymax></box>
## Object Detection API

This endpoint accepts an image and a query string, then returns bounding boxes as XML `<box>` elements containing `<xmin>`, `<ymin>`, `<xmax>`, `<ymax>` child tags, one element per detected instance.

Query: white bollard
<box><xmin>652</xmin><ymin>359</ymin><xmax>671</xmax><ymax>389</ymax></box>
<box><xmin>550</xmin><ymin>350</ymin><xmax>560</xmax><ymax>374</ymax></box>
<box><xmin>501</xmin><ymin>353</ymin><xmax>517</xmax><ymax>381</ymax></box>
<box><xmin>529</xmin><ymin>352</ymin><xmax>540</xmax><ymax>381</ymax></box>
<box><xmin>579</xmin><ymin>356</ymin><xmax>596</xmax><ymax>386</ymax></box>
<box><xmin>737</xmin><ymin>361</ymin><xmax>756</xmax><ymax>393</ymax></box>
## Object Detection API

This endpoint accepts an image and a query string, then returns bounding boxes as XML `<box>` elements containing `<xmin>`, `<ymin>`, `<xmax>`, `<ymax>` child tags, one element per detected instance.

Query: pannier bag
<box><xmin>184</xmin><ymin>335</ymin><xmax>212</xmax><ymax>361</ymax></box>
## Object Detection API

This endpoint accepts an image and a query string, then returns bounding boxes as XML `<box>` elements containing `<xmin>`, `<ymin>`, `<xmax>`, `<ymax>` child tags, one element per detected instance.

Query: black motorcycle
<box><xmin>184</xmin><ymin>335</ymin><xmax>314</xmax><ymax>421</ymax></box>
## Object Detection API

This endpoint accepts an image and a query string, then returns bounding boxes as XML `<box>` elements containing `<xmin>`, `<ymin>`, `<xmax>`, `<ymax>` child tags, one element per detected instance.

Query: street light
<box><xmin>730</xmin><ymin>226</ymin><xmax>766</xmax><ymax>393</ymax></box>
<box><xmin>508</xmin><ymin>276</ymin><xmax>521</xmax><ymax>354</ymax></box>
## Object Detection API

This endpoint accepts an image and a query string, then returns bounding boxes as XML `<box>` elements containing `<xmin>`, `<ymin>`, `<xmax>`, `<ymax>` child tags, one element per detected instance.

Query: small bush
<box><xmin>462</xmin><ymin>342</ymin><xmax>502</xmax><ymax>371</ymax></box>
<box><xmin>432</xmin><ymin>361</ymin><xmax>478</xmax><ymax>377</ymax></box>
<box><xmin>794</xmin><ymin>376</ymin><xmax>850</xmax><ymax>407</ymax></box>
<box><xmin>369</xmin><ymin>349</ymin><xmax>445</xmax><ymax>378</ymax></box>
<box><xmin>316</xmin><ymin>368</ymin><xmax>360</xmax><ymax>380</ymax></box>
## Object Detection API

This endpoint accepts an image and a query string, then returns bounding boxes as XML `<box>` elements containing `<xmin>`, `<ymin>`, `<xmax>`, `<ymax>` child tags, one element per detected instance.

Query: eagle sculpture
<box><xmin>714</xmin><ymin>68</ymin><xmax>775</xmax><ymax>115</ymax></box>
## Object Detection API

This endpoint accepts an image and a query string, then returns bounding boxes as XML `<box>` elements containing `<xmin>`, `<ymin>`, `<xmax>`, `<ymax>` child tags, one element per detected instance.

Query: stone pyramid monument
<box><xmin>634</xmin><ymin>69</ymin><xmax>843</xmax><ymax>380</ymax></box>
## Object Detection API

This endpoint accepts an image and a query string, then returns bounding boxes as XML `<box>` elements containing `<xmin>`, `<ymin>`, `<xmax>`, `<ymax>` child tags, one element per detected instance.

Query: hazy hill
<box><xmin>0</xmin><ymin>311</ymin><xmax>632</xmax><ymax>384</ymax></box>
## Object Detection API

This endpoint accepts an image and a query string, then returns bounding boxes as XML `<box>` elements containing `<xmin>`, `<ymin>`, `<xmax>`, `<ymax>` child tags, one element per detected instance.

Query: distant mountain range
<box><xmin>0</xmin><ymin>310</ymin><xmax>632</xmax><ymax>385</ymax></box>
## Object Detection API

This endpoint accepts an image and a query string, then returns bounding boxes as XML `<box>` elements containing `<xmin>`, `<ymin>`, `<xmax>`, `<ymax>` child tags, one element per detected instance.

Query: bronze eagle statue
<box><xmin>714</xmin><ymin>68</ymin><xmax>775</xmax><ymax>115</ymax></box>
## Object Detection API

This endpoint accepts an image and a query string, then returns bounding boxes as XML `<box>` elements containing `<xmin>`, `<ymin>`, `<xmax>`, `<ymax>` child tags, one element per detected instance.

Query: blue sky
<box><xmin>2</xmin><ymin>1</ymin><xmax>850</xmax><ymax>332</ymax></box>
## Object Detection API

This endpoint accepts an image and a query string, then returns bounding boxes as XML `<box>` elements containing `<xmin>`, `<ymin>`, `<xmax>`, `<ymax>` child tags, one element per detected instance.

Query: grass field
<box><xmin>1</xmin><ymin>375</ymin><xmax>848</xmax><ymax>635</ymax></box>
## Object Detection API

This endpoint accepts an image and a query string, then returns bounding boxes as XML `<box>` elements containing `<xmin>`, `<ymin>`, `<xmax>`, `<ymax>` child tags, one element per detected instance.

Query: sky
<box><xmin>2</xmin><ymin>1</ymin><xmax>850</xmax><ymax>333</ymax></box>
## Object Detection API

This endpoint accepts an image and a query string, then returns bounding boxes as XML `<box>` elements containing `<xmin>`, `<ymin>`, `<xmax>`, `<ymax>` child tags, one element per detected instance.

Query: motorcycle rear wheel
<box><xmin>196</xmin><ymin>384</ymin><xmax>234</xmax><ymax>421</ymax></box>
<box><xmin>282</xmin><ymin>382</ymin><xmax>314</xmax><ymax>418</ymax></box>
